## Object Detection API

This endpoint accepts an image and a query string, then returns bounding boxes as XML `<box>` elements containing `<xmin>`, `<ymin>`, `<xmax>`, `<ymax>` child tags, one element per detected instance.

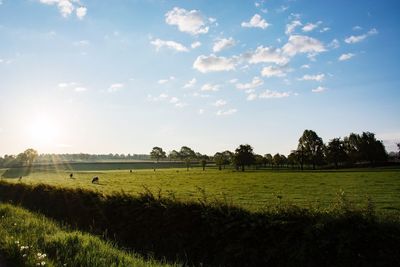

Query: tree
<box><xmin>344</xmin><ymin>133</ymin><xmax>362</xmax><ymax>165</ymax></box>
<box><xmin>298</xmin><ymin>130</ymin><xmax>324</xmax><ymax>170</ymax></box>
<box><xmin>234</xmin><ymin>144</ymin><xmax>255</xmax><ymax>171</ymax></box>
<box><xmin>179</xmin><ymin>146</ymin><xmax>196</xmax><ymax>171</ymax></box>
<box><xmin>287</xmin><ymin>152</ymin><xmax>298</xmax><ymax>169</ymax></box>
<box><xmin>198</xmin><ymin>154</ymin><xmax>209</xmax><ymax>171</ymax></box>
<box><xmin>326</xmin><ymin>138</ymin><xmax>347</xmax><ymax>169</ymax></box>
<box><xmin>264</xmin><ymin>154</ymin><xmax>273</xmax><ymax>168</ymax></box>
<box><xmin>280</xmin><ymin>154</ymin><xmax>287</xmax><ymax>168</ymax></box>
<box><xmin>150</xmin><ymin>147</ymin><xmax>166</xmax><ymax>170</ymax></box>
<box><xmin>398</xmin><ymin>143</ymin><xmax>400</xmax><ymax>159</ymax></box>
<box><xmin>213</xmin><ymin>152</ymin><xmax>224</xmax><ymax>170</ymax></box>
<box><xmin>358</xmin><ymin>132</ymin><xmax>387</xmax><ymax>166</ymax></box>
<box><xmin>222</xmin><ymin>150</ymin><xmax>234</xmax><ymax>169</ymax></box>
<box><xmin>168</xmin><ymin>150</ymin><xmax>180</xmax><ymax>161</ymax></box>
<box><xmin>254</xmin><ymin>154</ymin><xmax>264</xmax><ymax>170</ymax></box>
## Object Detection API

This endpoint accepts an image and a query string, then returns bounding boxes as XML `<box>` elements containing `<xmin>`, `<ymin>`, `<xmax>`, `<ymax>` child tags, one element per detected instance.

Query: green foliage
<box><xmin>0</xmin><ymin>203</ymin><xmax>176</xmax><ymax>267</ymax></box>
<box><xmin>0</xmin><ymin>183</ymin><xmax>400</xmax><ymax>267</ymax></box>
<box><xmin>234</xmin><ymin>144</ymin><xmax>255</xmax><ymax>171</ymax></box>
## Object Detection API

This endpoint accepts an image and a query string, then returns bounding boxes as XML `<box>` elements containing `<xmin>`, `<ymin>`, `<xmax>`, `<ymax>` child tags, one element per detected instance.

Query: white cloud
<box><xmin>193</xmin><ymin>54</ymin><xmax>236</xmax><ymax>73</ymax></box>
<box><xmin>216</xmin><ymin>109</ymin><xmax>237</xmax><ymax>116</ymax></box>
<box><xmin>151</xmin><ymin>38</ymin><xmax>189</xmax><ymax>52</ymax></box>
<box><xmin>198</xmin><ymin>109</ymin><xmax>204</xmax><ymax>115</ymax></box>
<box><xmin>338</xmin><ymin>53</ymin><xmax>355</xmax><ymax>61</ymax></box>
<box><xmin>299</xmin><ymin>74</ymin><xmax>325</xmax><ymax>82</ymax></box>
<box><xmin>312</xmin><ymin>86</ymin><xmax>327</xmax><ymax>93</ymax></box>
<box><xmin>320</xmin><ymin>27</ymin><xmax>330</xmax><ymax>33</ymax></box>
<box><xmin>244</xmin><ymin>46</ymin><xmax>289</xmax><ymax>65</ymax></box>
<box><xmin>213</xmin><ymin>37</ymin><xmax>236</xmax><ymax>53</ymax></box>
<box><xmin>285</xmin><ymin>20</ymin><xmax>302</xmax><ymax>35</ymax></box>
<box><xmin>214</xmin><ymin>99</ymin><xmax>227</xmax><ymax>107</ymax></box>
<box><xmin>165</xmin><ymin>7</ymin><xmax>209</xmax><ymax>35</ymax></box>
<box><xmin>301</xmin><ymin>64</ymin><xmax>310</xmax><ymax>69</ymax></box>
<box><xmin>345</xmin><ymin>28</ymin><xmax>378</xmax><ymax>44</ymax></box>
<box><xmin>170</xmin><ymin>97</ymin><xmax>179</xmax><ymax>103</ymax></box>
<box><xmin>259</xmin><ymin>90</ymin><xmax>290</xmax><ymax>99</ymax></box>
<box><xmin>241</xmin><ymin>14</ymin><xmax>270</xmax><ymax>29</ymax></box>
<box><xmin>282</xmin><ymin>35</ymin><xmax>326</xmax><ymax>57</ymax></box>
<box><xmin>183</xmin><ymin>78</ymin><xmax>197</xmax><ymax>88</ymax></box>
<box><xmin>39</xmin><ymin>0</ymin><xmax>85</xmax><ymax>18</ymax></box>
<box><xmin>108</xmin><ymin>83</ymin><xmax>124</xmax><ymax>93</ymax></box>
<box><xmin>353</xmin><ymin>26</ymin><xmax>363</xmax><ymax>31</ymax></box>
<box><xmin>201</xmin><ymin>83</ymin><xmax>220</xmax><ymax>92</ymax></box>
<box><xmin>302</xmin><ymin>21</ymin><xmax>322</xmax><ymax>32</ymax></box>
<box><xmin>158</xmin><ymin>76</ymin><xmax>175</xmax><ymax>84</ymax></box>
<box><xmin>328</xmin><ymin>39</ymin><xmax>340</xmax><ymax>49</ymax></box>
<box><xmin>236</xmin><ymin>76</ymin><xmax>264</xmax><ymax>90</ymax></box>
<box><xmin>247</xmin><ymin>93</ymin><xmax>258</xmax><ymax>101</ymax></box>
<box><xmin>191</xmin><ymin>41</ymin><xmax>201</xmax><ymax>49</ymax></box>
<box><xmin>229</xmin><ymin>78</ymin><xmax>238</xmax><ymax>84</ymax></box>
<box><xmin>261</xmin><ymin>66</ymin><xmax>286</xmax><ymax>77</ymax></box>
<box><xmin>76</xmin><ymin>6</ymin><xmax>87</xmax><ymax>19</ymax></box>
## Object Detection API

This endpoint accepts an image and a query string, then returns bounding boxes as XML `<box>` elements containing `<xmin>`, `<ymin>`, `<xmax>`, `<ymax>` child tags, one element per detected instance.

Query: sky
<box><xmin>0</xmin><ymin>0</ymin><xmax>399</xmax><ymax>156</ymax></box>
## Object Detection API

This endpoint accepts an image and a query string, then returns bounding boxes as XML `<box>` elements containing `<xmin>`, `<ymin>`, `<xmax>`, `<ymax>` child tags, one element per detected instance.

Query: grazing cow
<box><xmin>69</xmin><ymin>173</ymin><xmax>74</xmax><ymax>179</ymax></box>
<box><xmin>19</xmin><ymin>176</ymin><xmax>22</xmax><ymax>181</ymax></box>
<box><xmin>92</xmin><ymin>176</ymin><xmax>99</xmax><ymax>184</ymax></box>
<box><xmin>130</xmin><ymin>169</ymin><xmax>132</xmax><ymax>173</ymax></box>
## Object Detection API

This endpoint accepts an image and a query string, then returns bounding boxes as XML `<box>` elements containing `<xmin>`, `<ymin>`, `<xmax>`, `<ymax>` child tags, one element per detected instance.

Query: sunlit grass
<box><xmin>2</xmin><ymin>167</ymin><xmax>400</xmax><ymax>212</ymax></box>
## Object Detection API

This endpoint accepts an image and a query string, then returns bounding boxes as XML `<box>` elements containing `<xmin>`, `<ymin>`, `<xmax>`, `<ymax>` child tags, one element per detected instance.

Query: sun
<box><xmin>28</xmin><ymin>114</ymin><xmax>60</xmax><ymax>148</ymax></box>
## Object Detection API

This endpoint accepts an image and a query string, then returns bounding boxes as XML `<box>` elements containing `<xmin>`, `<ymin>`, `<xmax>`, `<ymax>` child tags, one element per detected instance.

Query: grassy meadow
<box><xmin>1</xmin><ymin>165</ymin><xmax>400</xmax><ymax>212</ymax></box>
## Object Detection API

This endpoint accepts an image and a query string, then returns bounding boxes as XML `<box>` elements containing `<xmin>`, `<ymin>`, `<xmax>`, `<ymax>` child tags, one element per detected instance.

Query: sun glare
<box><xmin>28</xmin><ymin>114</ymin><xmax>60</xmax><ymax>148</ymax></box>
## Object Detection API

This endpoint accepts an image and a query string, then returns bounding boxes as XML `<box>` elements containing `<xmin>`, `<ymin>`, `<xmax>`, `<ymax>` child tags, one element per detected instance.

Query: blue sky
<box><xmin>0</xmin><ymin>0</ymin><xmax>399</xmax><ymax>155</ymax></box>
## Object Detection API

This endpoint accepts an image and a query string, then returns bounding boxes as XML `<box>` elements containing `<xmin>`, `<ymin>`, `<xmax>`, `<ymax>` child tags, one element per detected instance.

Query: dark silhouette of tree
<box><xmin>287</xmin><ymin>152</ymin><xmax>298</xmax><ymax>169</ymax></box>
<box><xmin>358</xmin><ymin>132</ymin><xmax>387</xmax><ymax>166</ymax></box>
<box><xmin>254</xmin><ymin>154</ymin><xmax>264</xmax><ymax>169</ymax></box>
<box><xmin>280</xmin><ymin>154</ymin><xmax>287</xmax><ymax>168</ymax></box>
<box><xmin>344</xmin><ymin>133</ymin><xmax>361</xmax><ymax>165</ymax></box>
<box><xmin>264</xmin><ymin>154</ymin><xmax>273</xmax><ymax>168</ymax></box>
<box><xmin>179</xmin><ymin>146</ymin><xmax>196</xmax><ymax>171</ymax></box>
<box><xmin>150</xmin><ymin>147</ymin><xmax>166</xmax><ymax>170</ymax></box>
<box><xmin>326</xmin><ymin>138</ymin><xmax>347</xmax><ymax>169</ymax></box>
<box><xmin>197</xmin><ymin>154</ymin><xmax>209</xmax><ymax>171</ymax></box>
<box><xmin>273</xmin><ymin>153</ymin><xmax>281</xmax><ymax>169</ymax></box>
<box><xmin>222</xmin><ymin>150</ymin><xmax>234</xmax><ymax>169</ymax></box>
<box><xmin>234</xmin><ymin>144</ymin><xmax>255</xmax><ymax>171</ymax></box>
<box><xmin>298</xmin><ymin>130</ymin><xmax>324</xmax><ymax>170</ymax></box>
<box><xmin>398</xmin><ymin>143</ymin><xmax>400</xmax><ymax>159</ymax></box>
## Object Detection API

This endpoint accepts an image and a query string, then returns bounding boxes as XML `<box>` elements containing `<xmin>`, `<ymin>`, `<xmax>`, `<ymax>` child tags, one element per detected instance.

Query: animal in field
<box><xmin>92</xmin><ymin>176</ymin><xmax>99</xmax><ymax>184</ymax></box>
<box><xmin>69</xmin><ymin>173</ymin><xmax>74</xmax><ymax>179</ymax></box>
<box><xmin>18</xmin><ymin>176</ymin><xmax>22</xmax><ymax>181</ymax></box>
<box><xmin>130</xmin><ymin>169</ymin><xmax>132</xmax><ymax>173</ymax></box>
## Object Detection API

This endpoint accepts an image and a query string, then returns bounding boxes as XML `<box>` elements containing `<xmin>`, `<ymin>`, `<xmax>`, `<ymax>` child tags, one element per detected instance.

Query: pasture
<box><xmin>1</xmin><ymin>164</ymin><xmax>400</xmax><ymax>212</ymax></box>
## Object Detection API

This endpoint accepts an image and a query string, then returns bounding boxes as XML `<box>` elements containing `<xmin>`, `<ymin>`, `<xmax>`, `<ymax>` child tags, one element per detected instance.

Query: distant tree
<box><xmin>280</xmin><ymin>154</ymin><xmax>287</xmax><ymax>168</ymax></box>
<box><xmin>179</xmin><ymin>146</ymin><xmax>196</xmax><ymax>171</ymax></box>
<box><xmin>234</xmin><ymin>144</ymin><xmax>255</xmax><ymax>171</ymax></box>
<box><xmin>287</xmin><ymin>152</ymin><xmax>298</xmax><ymax>169</ymax></box>
<box><xmin>344</xmin><ymin>133</ymin><xmax>362</xmax><ymax>165</ymax></box>
<box><xmin>150</xmin><ymin>147</ymin><xmax>166</xmax><ymax>170</ymax></box>
<box><xmin>198</xmin><ymin>154</ymin><xmax>209</xmax><ymax>171</ymax></box>
<box><xmin>326</xmin><ymin>138</ymin><xmax>347</xmax><ymax>169</ymax></box>
<box><xmin>214</xmin><ymin>152</ymin><xmax>224</xmax><ymax>170</ymax></box>
<box><xmin>297</xmin><ymin>130</ymin><xmax>324</xmax><ymax>170</ymax></box>
<box><xmin>168</xmin><ymin>150</ymin><xmax>180</xmax><ymax>161</ymax></box>
<box><xmin>359</xmin><ymin>132</ymin><xmax>387</xmax><ymax>166</ymax></box>
<box><xmin>264</xmin><ymin>154</ymin><xmax>273</xmax><ymax>168</ymax></box>
<box><xmin>254</xmin><ymin>154</ymin><xmax>264</xmax><ymax>170</ymax></box>
<box><xmin>222</xmin><ymin>150</ymin><xmax>234</xmax><ymax>169</ymax></box>
<box><xmin>273</xmin><ymin>153</ymin><xmax>281</xmax><ymax>169</ymax></box>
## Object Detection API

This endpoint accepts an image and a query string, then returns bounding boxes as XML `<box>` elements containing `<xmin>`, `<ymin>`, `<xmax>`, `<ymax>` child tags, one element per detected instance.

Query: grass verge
<box><xmin>0</xmin><ymin>203</ymin><xmax>177</xmax><ymax>267</ymax></box>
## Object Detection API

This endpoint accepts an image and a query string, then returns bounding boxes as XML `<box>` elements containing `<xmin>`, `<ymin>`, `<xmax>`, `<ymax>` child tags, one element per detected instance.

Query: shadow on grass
<box><xmin>1</xmin><ymin>166</ymin><xmax>32</xmax><ymax>179</ymax></box>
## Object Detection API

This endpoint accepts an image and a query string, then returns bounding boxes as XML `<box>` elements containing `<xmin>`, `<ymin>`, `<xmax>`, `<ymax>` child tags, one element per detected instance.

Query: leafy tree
<box><xmin>398</xmin><ymin>143</ymin><xmax>400</xmax><ymax>159</ymax></box>
<box><xmin>344</xmin><ymin>133</ymin><xmax>362</xmax><ymax>165</ymax></box>
<box><xmin>150</xmin><ymin>147</ymin><xmax>166</xmax><ymax>162</ymax></box>
<box><xmin>272</xmin><ymin>153</ymin><xmax>282</xmax><ymax>169</ymax></box>
<box><xmin>150</xmin><ymin>147</ymin><xmax>166</xmax><ymax>170</ymax></box>
<box><xmin>326</xmin><ymin>138</ymin><xmax>347</xmax><ymax>169</ymax></box>
<box><xmin>358</xmin><ymin>132</ymin><xmax>387</xmax><ymax>165</ymax></box>
<box><xmin>179</xmin><ymin>146</ymin><xmax>196</xmax><ymax>171</ymax></box>
<box><xmin>280</xmin><ymin>154</ymin><xmax>287</xmax><ymax>168</ymax></box>
<box><xmin>213</xmin><ymin>152</ymin><xmax>224</xmax><ymax>170</ymax></box>
<box><xmin>234</xmin><ymin>144</ymin><xmax>255</xmax><ymax>171</ymax></box>
<box><xmin>254</xmin><ymin>154</ymin><xmax>264</xmax><ymax>170</ymax></box>
<box><xmin>222</xmin><ymin>150</ymin><xmax>234</xmax><ymax>169</ymax></box>
<box><xmin>264</xmin><ymin>154</ymin><xmax>273</xmax><ymax>168</ymax></box>
<box><xmin>287</xmin><ymin>152</ymin><xmax>298</xmax><ymax>169</ymax></box>
<box><xmin>198</xmin><ymin>154</ymin><xmax>209</xmax><ymax>171</ymax></box>
<box><xmin>298</xmin><ymin>130</ymin><xmax>324</xmax><ymax>170</ymax></box>
<box><xmin>168</xmin><ymin>150</ymin><xmax>180</xmax><ymax>161</ymax></box>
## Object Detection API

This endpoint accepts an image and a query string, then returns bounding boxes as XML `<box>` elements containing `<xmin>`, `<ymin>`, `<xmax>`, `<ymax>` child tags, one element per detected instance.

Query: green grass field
<box><xmin>2</xmin><ymin>165</ymin><xmax>400</xmax><ymax>212</ymax></box>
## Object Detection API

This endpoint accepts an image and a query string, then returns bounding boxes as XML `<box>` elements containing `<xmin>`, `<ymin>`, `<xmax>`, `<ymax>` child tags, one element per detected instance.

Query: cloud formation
<box><xmin>39</xmin><ymin>0</ymin><xmax>87</xmax><ymax>19</ymax></box>
<box><xmin>345</xmin><ymin>28</ymin><xmax>378</xmax><ymax>44</ymax></box>
<box><xmin>165</xmin><ymin>7</ymin><xmax>210</xmax><ymax>35</ymax></box>
<box><xmin>241</xmin><ymin>14</ymin><xmax>270</xmax><ymax>29</ymax></box>
<box><xmin>151</xmin><ymin>38</ymin><xmax>189</xmax><ymax>52</ymax></box>
<box><xmin>193</xmin><ymin>55</ymin><xmax>237</xmax><ymax>73</ymax></box>
<box><xmin>213</xmin><ymin>37</ymin><xmax>236</xmax><ymax>53</ymax></box>
<box><xmin>236</xmin><ymin>77</ymin><xmax>264</xmax><ymax>90</ymax></box>
<box><xmin>338</xmin><ymin>53</ymin><xmax>355</xmax><ymax>61</ymax></box>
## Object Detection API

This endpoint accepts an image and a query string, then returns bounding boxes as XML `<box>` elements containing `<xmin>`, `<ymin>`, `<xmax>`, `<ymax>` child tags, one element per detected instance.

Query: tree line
<box><xmin>1</xmin><ymin>130</ymin><xmax>398</xmax><ymax>170</ymax></box>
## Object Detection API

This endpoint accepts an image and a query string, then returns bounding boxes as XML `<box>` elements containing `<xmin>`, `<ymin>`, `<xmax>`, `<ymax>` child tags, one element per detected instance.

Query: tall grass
<box><xmin>0</xmin><ymin>203</ymin><xmax>178</xmax><ymax>267</ymax></box>
<box><xmin>0</xmin><ymin>181</ymin><xmax>399</xmax><ymax>266</ymax></box>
